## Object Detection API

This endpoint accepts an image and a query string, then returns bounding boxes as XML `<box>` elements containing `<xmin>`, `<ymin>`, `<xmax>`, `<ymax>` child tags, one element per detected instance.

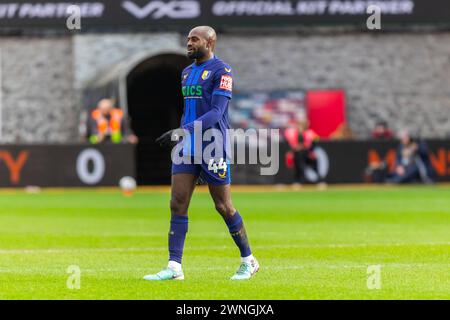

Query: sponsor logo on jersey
<box><xmin>219</xmin><ymin>75</ymin><xmax>233</xmax><ymax>91</ymax></box>
<box><xmin>224</xmin><ymin>67</ymin><xmax>232</xmax><ymax>73</ymax></box>
<box><xmin>182</xmin><ymin>85</ymin><xmax>202</xmax><ymax>97</ymax></box>
<box><xmin>201</xmin><ymin>70</ymin><xmax>211</xmax><ymax>80</ymax></box>
<box><xmin>182</xmin><ymin>73</ymin><xmax>189</xmax><ymax>81</ymax></box>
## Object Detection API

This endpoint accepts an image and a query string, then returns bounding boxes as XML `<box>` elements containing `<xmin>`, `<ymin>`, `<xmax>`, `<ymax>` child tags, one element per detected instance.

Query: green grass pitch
<box><xmin>0</xmin><ymin>186</ymin><xmax>448</xmax><ymax>299</ymax></box>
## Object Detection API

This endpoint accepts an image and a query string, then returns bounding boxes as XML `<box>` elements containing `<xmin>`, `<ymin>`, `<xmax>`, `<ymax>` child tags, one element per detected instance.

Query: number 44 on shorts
<box><xmin>208</xmin><ymin>158</ymin><xmax>227</xmax><ymax>177</ymax></box>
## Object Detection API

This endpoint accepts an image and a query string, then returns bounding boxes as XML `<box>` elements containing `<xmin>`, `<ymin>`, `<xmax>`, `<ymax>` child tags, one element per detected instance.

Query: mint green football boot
<box><xmin>143</xmin><ymin>267</ymin><xmax>184</xmax><ymax>281</ymax></box>
<box><xmin>230</xmin><ymin>258</ymin><xmax>260</xmax><ymax>280</ymax></box>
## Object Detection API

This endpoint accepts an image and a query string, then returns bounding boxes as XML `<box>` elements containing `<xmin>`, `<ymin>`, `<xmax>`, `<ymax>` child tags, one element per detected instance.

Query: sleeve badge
<box><xmin>219</xmin><ymin>75</ymin><xmax>233</xmax><ymax>91</ymax></box>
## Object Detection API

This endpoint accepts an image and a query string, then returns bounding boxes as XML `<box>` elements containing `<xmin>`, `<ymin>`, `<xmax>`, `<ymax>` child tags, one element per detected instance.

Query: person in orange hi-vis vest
<box><xmin>88</xmin><ymin>99</ymin><xmax>138</xmax><ymax>144</ymax></box>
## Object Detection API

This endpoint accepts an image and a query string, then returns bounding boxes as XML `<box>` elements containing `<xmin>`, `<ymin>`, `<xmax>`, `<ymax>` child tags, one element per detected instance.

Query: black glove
<box><xmin>155</xmin><ymin>129</ymin><xmax>182</xmax><ymax>148</ymax></box>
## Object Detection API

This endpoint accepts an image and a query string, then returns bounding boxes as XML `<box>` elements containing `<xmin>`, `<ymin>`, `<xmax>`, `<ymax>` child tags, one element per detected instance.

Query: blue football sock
<box><xmin>223</xmin><ymin>211</ymin><xmax>252</xmax><ymax>257</ymax></box>
<box><xmin>168</xmin><ymin>215</ymin><xmax>188</xmax><ymax>264</ymax></box>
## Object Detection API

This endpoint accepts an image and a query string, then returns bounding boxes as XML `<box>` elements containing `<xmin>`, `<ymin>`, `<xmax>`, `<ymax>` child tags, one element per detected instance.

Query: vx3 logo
<box><xmin>122</xmin><ymin>1</ymin><xmax>200</xmax><ymax>19</ymax></box>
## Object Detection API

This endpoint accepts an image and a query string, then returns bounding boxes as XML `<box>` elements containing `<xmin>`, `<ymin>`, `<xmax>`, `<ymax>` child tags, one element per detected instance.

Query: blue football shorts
<box><xmin>172</xmin><ymin>156</ymin><xmax>231</xmax><ymax>186</ymax></box>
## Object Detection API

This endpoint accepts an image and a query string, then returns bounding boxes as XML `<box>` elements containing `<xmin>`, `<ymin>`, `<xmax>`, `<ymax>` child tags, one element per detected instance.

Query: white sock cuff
<box><xmin>168</xmin><ymin>260</ymin><xmax>182</xmax><ymax>272</ymax></box>
<box><xmin>241</xmin><ymin>254</ymin><xmax>254</xmax><ymax>263</ymax></box>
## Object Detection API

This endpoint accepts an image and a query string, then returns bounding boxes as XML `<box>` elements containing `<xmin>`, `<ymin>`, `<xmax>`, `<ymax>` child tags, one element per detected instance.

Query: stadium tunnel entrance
<box><xmin>82</xmin><ymin>52</ymin><xmax>190</xmax><ymax>185</ymax></box>
<box><xmin>127</xmin><ymin>53</ymin><xmax>190</xmax><ymax>185</ymax></box>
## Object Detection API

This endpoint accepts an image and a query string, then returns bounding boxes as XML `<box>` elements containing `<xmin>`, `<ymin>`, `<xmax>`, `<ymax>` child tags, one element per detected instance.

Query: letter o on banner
<box><xmin>76</xmin><ymin>148</ymin><xmax>105</xmax><ymax>185</ymax></box>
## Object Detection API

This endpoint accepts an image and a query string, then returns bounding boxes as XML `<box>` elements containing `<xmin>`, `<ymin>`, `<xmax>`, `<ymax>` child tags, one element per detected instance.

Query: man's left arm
<box><xmin>182</xmin><ymin>95</ymin><xmax>229</xmax><ymax>133</ymax></box>
<box><xmin>182</xmin><ymin>67</ymin><xmax>233</xmax><ymax>133</ymax></box>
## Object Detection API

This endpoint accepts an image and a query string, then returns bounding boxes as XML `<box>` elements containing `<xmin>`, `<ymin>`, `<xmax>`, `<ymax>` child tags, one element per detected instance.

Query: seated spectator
<box><xmin>364</xmin><ymin>161</ymin><xmax>389</xmax><ymax>183</ymax></box>
<box><xmin>386</xmin><ymin>130</ymin><xmax>434</xmax><ymax>184</ymax></box>
<box><xmin>88</xmin><ymin>99</ymin><xmax>138</xmax><ymax>144</ymax></box>
<box><xmin>372</xmin><ymin>121</ymin><xmax>393</xmax><ymax>140</ymax></box>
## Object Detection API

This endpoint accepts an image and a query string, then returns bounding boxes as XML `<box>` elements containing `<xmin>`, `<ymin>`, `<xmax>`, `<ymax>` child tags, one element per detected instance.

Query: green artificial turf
<box><xmin>0</xmin><ymin>186</ymin><xmax>448</xmax><ymax>299</ymax></box>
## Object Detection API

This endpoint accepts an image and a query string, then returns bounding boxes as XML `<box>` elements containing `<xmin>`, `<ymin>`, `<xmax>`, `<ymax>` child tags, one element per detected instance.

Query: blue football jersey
<box><xmin>180</xmin><ymin>56</ymin><xmax>233</xmax><ymax>159</ymax></box>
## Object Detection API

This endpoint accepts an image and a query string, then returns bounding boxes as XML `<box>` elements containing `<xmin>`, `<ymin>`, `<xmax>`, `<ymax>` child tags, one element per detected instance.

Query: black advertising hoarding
<box><xmin>0</xmin><ymin>0</ymin><xmax>449</xmax><ymax>30</ymax></box>
<box><xmin>0</xmin><ymin>140</ymin><xmax>448</xmax><ymax>187</ymax></box>
<box><xmin>232</xmin><ymin>139</ymin><xmax>450</xmax><ymax>184</ymax></box>
<box><xmin>0</xmin><ymin>143</ymin><xmax>135</xmax><ymax>187</ymax></box>
<box><xmin>280</xmin><ymin>139</ymin><xmax>450</xmax><ymax>184</ymax></box>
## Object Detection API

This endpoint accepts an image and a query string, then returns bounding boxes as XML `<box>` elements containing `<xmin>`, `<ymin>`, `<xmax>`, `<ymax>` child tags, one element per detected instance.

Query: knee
<box><xmin>214</xmin><ymin>201</ymin><xmax>235</xmax><ymax>219</ymax></box>
<box><xmin>170</xmin><ymin>194</ymin><xmax>189</xmax><ymax>216</ymax></box>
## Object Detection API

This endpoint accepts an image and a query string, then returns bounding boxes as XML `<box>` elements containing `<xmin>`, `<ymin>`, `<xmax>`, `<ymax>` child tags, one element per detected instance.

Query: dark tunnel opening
<box><xmin>127</xmin><ymin>53</ymin><xmax>190</xmax><ymax>185</ymax></box>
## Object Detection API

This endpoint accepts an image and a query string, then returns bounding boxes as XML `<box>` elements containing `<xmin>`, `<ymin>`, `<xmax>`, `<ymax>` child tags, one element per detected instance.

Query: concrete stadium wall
<box><xmin>73</xmin><ymin>32</ymin><xmax>183</xmax><ymax>89</ymax></box>
<box><xmin>217</xmin><ymin>32</ymin><xmax>450</xmax><ymax>138</ymax></box>
<box><xmin>0</xmin><ymin>37</ymin><xmax>76</xmax><ymax>143</ymax></box>
<box><xmin>0</xmin><ymin>31</ymin><xmax>449</xmax><ymax>143</ymax></box>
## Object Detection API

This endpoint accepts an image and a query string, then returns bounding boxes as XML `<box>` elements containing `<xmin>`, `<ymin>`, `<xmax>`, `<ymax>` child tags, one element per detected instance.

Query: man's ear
<box><xmin>207</xmin><ymin>38</ymin><xmax>213</xmax><ymax>50</ymax></box>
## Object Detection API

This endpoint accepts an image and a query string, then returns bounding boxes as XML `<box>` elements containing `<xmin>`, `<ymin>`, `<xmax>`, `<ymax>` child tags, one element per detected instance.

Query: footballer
<box><xmin>144</xmin><ymin>26</ymin><xmax>259</xmax><ymax>281</ymax></box>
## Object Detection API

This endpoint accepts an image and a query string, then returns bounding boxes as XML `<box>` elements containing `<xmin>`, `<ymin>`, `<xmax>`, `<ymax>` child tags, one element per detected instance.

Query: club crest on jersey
<box><xmin>201</xmin><ymin>70</ymin><xmax>211</xmax><ymax>80</ymax></box>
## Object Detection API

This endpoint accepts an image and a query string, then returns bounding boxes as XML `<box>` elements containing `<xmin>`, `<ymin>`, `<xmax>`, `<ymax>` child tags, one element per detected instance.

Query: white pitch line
<box><xmin>0</xmin><ymin>242</ymin><xmax>448</xmax><ymax>255</ymax></box>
